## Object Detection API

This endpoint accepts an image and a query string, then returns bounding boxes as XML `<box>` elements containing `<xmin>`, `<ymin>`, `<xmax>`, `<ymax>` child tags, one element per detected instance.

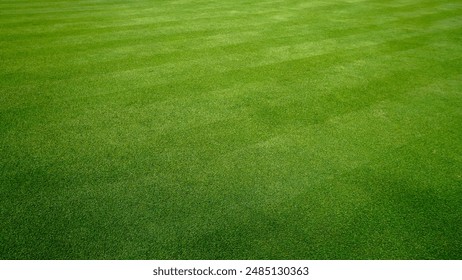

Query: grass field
<box><xmin>1</xmin><ymin>0</ymin><xmax>461</xmax><ymax>259</ymax></box>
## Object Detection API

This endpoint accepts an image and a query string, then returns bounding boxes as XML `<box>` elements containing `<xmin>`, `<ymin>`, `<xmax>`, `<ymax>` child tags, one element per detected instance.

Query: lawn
<box><xmin>1</xmin><ymin>0</ymin><xmax>461</xmax><ymax>259</ymax></box>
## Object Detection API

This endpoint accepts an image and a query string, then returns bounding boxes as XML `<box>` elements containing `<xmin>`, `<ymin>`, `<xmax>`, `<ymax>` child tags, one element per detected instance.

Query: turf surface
<box><xmin>1</xmin><ymin>0</ymin><xmax>461</xmax><ymax>259</ymax></box>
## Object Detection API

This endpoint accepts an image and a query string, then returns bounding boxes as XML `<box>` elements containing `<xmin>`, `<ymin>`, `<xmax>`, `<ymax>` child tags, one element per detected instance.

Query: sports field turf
<box><xmin>1</xmin><ymin>0</ymin><xmax>461</xmax><ymax>259</ymax></box>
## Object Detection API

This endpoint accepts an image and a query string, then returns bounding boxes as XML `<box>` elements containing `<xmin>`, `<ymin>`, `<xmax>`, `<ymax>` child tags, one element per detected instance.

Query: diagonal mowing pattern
<box><xmin>1</xmin><ymin>0</ymin><xmax>461</xmax><ymax>259</ymax></box>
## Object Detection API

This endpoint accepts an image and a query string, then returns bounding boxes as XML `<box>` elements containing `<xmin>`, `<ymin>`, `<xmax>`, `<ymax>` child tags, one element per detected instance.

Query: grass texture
<box><xmin>1</xmin><ymin>0</ymin><xmax>461</xmax><ymax>259</ymax></box>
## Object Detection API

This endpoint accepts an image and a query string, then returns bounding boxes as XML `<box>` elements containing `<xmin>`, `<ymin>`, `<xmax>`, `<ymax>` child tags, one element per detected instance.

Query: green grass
<box><xmin>1</xmin><ymin>0</ymin><xmax>461</xmax><ymax>259</ymax></box>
